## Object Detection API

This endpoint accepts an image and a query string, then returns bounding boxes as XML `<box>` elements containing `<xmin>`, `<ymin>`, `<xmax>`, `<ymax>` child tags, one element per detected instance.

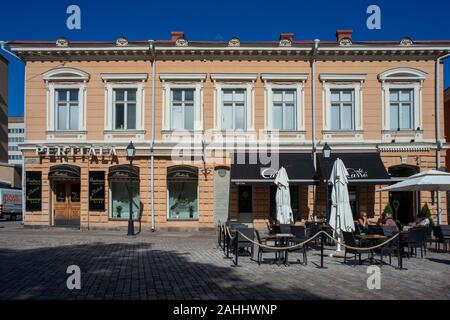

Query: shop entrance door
<box><xmin>53</xmin><ymin>182</ymin><xmax>80</xmax><ymax>227</ymax></box>
<box><xmin>238</xmin><ymin>185</ymin><xmax>253</xmax><ymax>223</ymax></box>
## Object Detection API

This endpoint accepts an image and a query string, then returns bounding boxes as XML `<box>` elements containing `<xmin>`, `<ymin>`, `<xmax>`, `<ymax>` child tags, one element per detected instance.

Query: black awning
<box><xmin>48</xmin><ymin>164</ymin><xmax>80</xmax><ymax>182</ymax></box>
<box><xmin>108</xmin><ymin>165</ymin><xmax>140</xmax><ymax>181</ymax></box>
<box><xmin>318</xmin><ymin>152</ymin><xmax>390</xmax><ymax>185</ymax></box>
<box><xmin>230</xmin><ymin>153</ymin><xmax>317</xmax><ymax>184</ymax></box>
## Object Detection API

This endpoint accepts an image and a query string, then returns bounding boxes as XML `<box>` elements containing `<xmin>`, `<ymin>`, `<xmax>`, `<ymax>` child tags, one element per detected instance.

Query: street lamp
<box><xmin>322</xmin><ymin>142</ymin><xmax>332</xmax><ymax>221</ymax></box>
<box><xmin>126</xmin><ymin>141</ymin><xmax>136</xmax><ymax>236</ymax></box>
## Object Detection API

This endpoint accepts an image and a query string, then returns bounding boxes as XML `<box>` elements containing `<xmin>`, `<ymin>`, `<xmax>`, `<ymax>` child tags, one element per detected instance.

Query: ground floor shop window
<box><xmin>270</xmin><ymin>185</ymin><xmax>299</xmax><ymax>221</ymax></box>
<box><xmin>167</xmin><ymin>166</ymin><xmax>199</xmax><ymax>220</ymax></box>
<box><xmin>109</xmin><ymin>181</ymin><xmax>140</xmax><ymax>220</ymax></box>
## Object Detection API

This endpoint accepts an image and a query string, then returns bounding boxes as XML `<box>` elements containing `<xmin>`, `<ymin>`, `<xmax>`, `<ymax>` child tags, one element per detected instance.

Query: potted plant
<box><xmin>116</xmin><ymin>205</ymin><xmax>122</xmax><ymax>218</ymax></box>
<box><xmin>421</xmin><ymin>202</ymin><xmax>434</xmax><ymax>225</ymax></box>
<box><xmin>189</xmin><ymin>205</ymin><xmax>194</xmax><ymax>219</ymax></box>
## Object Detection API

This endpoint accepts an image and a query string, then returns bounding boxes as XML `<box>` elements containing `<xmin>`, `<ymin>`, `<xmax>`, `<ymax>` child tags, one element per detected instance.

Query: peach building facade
<box><xmin>10</xmin><ymin>31</ymin><xmax>450</xmax><ymax>230</ymax></box>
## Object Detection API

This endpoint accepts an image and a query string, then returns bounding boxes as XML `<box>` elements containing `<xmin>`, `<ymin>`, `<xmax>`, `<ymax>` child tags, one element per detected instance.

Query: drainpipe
<box><xmin>1</xmin><ymin>41</ymin><xmax>26</xmax><ymax>225</ymax></box>
<box><xmin>149</xmin><ymin>40</ymin><xmax>156</xmax><ymax>231</ymax></box>
<box><xmin>311</xmin><ymin>39</ymin><xmax>320</xmax><ymax>222</ymax></box>
<box><xmin>435</xmin><ymin>52</ymin><xmax>450</xmax><ymax>225</ymax></box>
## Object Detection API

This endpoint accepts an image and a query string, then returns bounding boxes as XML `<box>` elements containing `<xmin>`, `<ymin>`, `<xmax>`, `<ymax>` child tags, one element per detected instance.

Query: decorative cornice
<box><xmin>261</xmin><ymin>73</ymin><xmax>308</xmax><ymax>81</ymax></box>
<box><xmin>159</xmin><ymin>73</ymin><xmax>206</xmax><ymax>81</ymax></box>
<box><xmin>319</xmin><ymin>73</ymin><xmax>367</xmax><ymax>81</ymax></box>
<box><xmin>101</xmin><ymin>73</ymin><xmax>148</xmax><ymax>81</ymax></box>
<box><xmin>211</xmin><ymin>73</ymin><xmax>257</xmax><ymax>81</ymax></box>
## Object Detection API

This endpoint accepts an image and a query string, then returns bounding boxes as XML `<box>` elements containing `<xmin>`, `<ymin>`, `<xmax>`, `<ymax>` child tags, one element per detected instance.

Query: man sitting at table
<box><xmin>414</xmin><ymin>213</ymin><xmax>430</xmax><ymax>227</ymax></box>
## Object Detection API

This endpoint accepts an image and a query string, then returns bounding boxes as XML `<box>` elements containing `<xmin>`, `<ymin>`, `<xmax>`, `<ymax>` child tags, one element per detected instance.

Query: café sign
<box><xmin>35</xmin><ymin>145</ymin><xmax>117</xmax><ymax>157</ymax></box>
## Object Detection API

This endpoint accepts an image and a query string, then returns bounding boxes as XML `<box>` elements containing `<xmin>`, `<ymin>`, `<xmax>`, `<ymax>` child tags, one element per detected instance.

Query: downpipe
<box><xmin>149</xmin><ymin>40</ymin><xmax>156</xmax><ymax>232</ymax></box>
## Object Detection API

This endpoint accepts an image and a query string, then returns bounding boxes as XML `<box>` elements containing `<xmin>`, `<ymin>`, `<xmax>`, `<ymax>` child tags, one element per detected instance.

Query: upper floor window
<box><xmin>330</xmin><ymin>89</ymin><xmax>354</xmax><ymax>130</ymax></box>
<box><xmin>171</xmin><ymin>89</ymin><xmax>194</xmax><ymax>130</ymax></box>
<box><xmin>113</xmin><ymin>89</ymin><xmax>137</xmax><ymax>130</ymax></box>
<box><xmin>42</xmin><ymin>67</ymin><xmax>89</xmax><ymax>133</ymax></box>
<box><xmin>56</xmin><ymin>89</ymin><xmax>79</xmax><ymax>131</ymax></box>
<box><xmin>272</xmin><ymin>89</ymin><xmax>296</xmax><ymax>131</ymax></box>
<box><xmin>389</xmin><ymin>89</ymin><xmax>414</xmax><ymax>130</ymax></box>
<box><xmin>222</xmin><ymin>89</ymin><xmax>246</xmax><ymax>130</ymax></box>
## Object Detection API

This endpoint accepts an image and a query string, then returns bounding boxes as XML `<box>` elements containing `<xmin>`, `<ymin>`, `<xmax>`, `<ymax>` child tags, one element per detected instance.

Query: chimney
<box><xmin>171</xmin><ymin>31</ymin><xmax>185</xmax><ymax>42</ymax></box>
<box><xmin>279</xmin><ymin>33</ymin><xmax>294</xmax><ymax>42</ymax></box>
<box><xmin>336</xmin><ymin>30</ymin><xmax>353</xmax><ymax>42</ymax></box>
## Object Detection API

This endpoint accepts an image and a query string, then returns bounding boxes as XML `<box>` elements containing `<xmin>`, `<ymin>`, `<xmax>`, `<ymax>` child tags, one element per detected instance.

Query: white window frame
<box><xmin>320</xmin><ymin>74</ymin><xmax>365</xmax><ymax>132</ymax></box>
<box><xmin>262</xmin><ymin>74</ymin><xmax>306</xmax><ymax>132</ymax></box>
<box><xmin>169</xmin><ymin>88</ymin><xmax>196</xmax><ymax>131</ymax></box>
<box><xmin>379</xmin><ymin>68</ymin><xmax>426</xmax><ymax>132</ymax></box>
<box><xmin>160</xmin><ymin>74</ymin><xmax>205</xmax><ymax>132</ymax></box>
<box><xmin>104</xmin><ymin>82</ymin><xmax>145</xmax><ymax>131</ymax></box>
<box><xmin>211</xmin><ymin>78</ymin><xmax>256</xmax><ymax>132</ymax></box>
<box><xmin>112</xmin><ymin>88</ymin><xmax>139</xmax><ymax>131</ymax></box>
<box><xmin>388</xmin><ymin>88</ymin><xmax>415</xmax><ymax>131</ymax></box>
<box><xmin>46</xmin><ymin>83</ymin><xmax>87</xmax><ymax>132</ymax></box>
<box><xmin>329</xmin><ymin>88</ymin><xmax>355</xmax><ymax>131</ymax></box>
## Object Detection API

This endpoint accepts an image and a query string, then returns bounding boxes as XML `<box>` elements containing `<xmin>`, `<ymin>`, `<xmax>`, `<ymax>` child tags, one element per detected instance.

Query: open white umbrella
<box><xmin>378</xmin><ymin>169</ymin><xmax>450</xmax><ymax>224</ymax></box>
<box><xmin>274</xmin><ymin>166</ymin><xmax>293</xmax><ymax>225</ymax></box>
<box><xmin>379</xmin><ymin>169</ymin><xmax>450</xmax><ymax>192</ymax></box>
<box><xmin>328</xmin><ymin>158</ymin><xmax>354</xmax><ymax>252</ymax></box>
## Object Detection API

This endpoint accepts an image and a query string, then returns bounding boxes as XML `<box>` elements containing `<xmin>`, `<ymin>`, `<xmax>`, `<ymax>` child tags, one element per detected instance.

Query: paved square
<box><xmin>0</xmin><ymin>221</ymin><xmax>449</xmax><ymax>300</ymax></box>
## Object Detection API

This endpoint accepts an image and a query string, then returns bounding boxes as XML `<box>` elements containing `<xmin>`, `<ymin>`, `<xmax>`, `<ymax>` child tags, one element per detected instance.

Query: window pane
<box><xmin>168</xmin><ymin>181</ymin><xmax>198</xmax><ymax>220</ymax></box>
<box><xmin>341</xmin><ymin>91</ymin><xmax>353</xmax><ymax>102</ymax></box>
<box><xmin>184</xmin><ymin>104</ymin><xmax>194</xmax><ymax>130</ymax></box>
<box><xmin>284</xmin><ymin>91</ymin><xmax>295</xmax><ymax>102</ymax></box>
<box><xmin>222</xmin><ymin>104</ymin><xmax>233</xmax><ymax>130</ymax></box>
<box><xmin>234</xmin><ymin>90</ymin><xmax>245</xmax><ymax>102</ymax></box>
<box><xmin>115</xmin><ymin>89</ymin><xmax>125</xmax><ymax>101</ymax></box>
<box><xmin>284</xmin><ymin>105</ymin><xmax>295</xmax><ymax>130</ymax></box>
<box><xmin>331</xmin><ymin>104</ymin><xmax>340</xmax><ymax>130</ymax></box>
<box><xmin>115</xmin><ymin>103</ymin><xmax>125</xmax><ymax>129</ymax></box>
<box><xmin>69</xmin><ymin>104</ymin><xmax>79</xmax><ymax>130</ymax></box>
<box><xmin>184</xmin><ymin>89</ymin><xmax>194</xmax><ymax>102</ymax></box>
<box><xmin>235</xmin><ymin>104</ymin><xmax>245</xmax><ymax>130</ymax></box>
<box><xmin>273</xmin><ymin>91</ymin><xmax>283</xmax><ymax>102</ymax></box>
<box><xmin>69</xmin><ymin>90</ymin><xmax>78</xmax><ymax>102</ymax></box>
<box><xmin>272</xmin><ymin>105</ymin><xmax>282</xmax><ymax>130</ymax></box>
<box><xmin>127</xmin><ymin>103</ymin><xmax>136</xmax><ymax>129</ymax></box>
<box><xmin>400</xmin><ymin>103</ymin><xmax>412</xmax><ymax>129</ymax></box>
<box><xmin>341</xmin><ymin>104</ymin><xmax>353</xmax><ymax>130</ymax></box>
<box><xmin>400</xmin><ymin>90</ymin><xmax>412</xmax><ymax>102</ymax></box>
<box><xmin>172</xmin><ymin>89</ymin><xmax>182</xmax><ymax>102</ymax></box>
<box><xmin>331</xmin><ymin>91</ymin><xmax>340</xmax><ymax>102</ymax></box>
<box><xmin>223</xmin><ymin>91</ymin><xmax>233</xmax><ymax>102</ymax></box>
<box><xmin>172</xmin><ymin>105</ymin><xmax>183</xmax><ymax>130</ymax></box>
<box><xmin>111</xmin><ymin>181</ymin><xmax>140</xmax><ymax>220</ymax></box>
<box><xmin>390</xmin><ymin>103</ymin><xmax>399</xmax><ymax>130</ymax></box>
<box><xmin>390</xmin><ymin>90</ymin><xmax>399</xmax><ymax>102</ymax></box>
<box><xmin>58</xmin><ymin>104</ymin><xmax>68</xmax><ymax>130</ymax></box>
<box><xmin>127</xmin><ymin>89</ymin><xmax>136</xmax><ymax>102</ymax></box>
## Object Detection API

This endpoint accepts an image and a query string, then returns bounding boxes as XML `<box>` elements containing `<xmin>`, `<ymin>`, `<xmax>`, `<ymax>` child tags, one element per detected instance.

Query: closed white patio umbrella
<box><xmin>328</xmin><ymin>158</ymin><xmax>355</xmax><ymax>252</ymax></box>
<box><xmin>274</xmin><ymin>166</ymin><xmax>293</xmax><ymax>225</ymax></box>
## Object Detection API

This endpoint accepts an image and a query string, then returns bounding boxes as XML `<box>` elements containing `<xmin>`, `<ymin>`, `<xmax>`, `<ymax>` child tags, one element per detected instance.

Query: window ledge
<box><xmin>381</xmin><ymin>130</ymin><xmax>423</xmax><ymax>135</ymax></box>
<box><xmin>162</xmin><ymin>130</ymin><xmax>203</xmax><ymax>134</ymax></box>
<box><xmin>104</xmin><ymin>130</ymin><xmax>146</xmax><ymax>134</ymax></box>
<box><xmin>322</xmin><ymin>130</ymin><xmax>364</xmax><ymax>134</ymax></box>
<box><xmin>263</xmin><ymin>130</ymin><xmax>306</xmax><ymax>134</ymax></box>
<box><xmin>46</xmin><ymin>130</ymin><xmax>87</xmax><ymax>135</ymax></box>
<box><xmin>167</xmin><ymin>219</ymin><xmax>199</xmax><ymax>222</ymax></box>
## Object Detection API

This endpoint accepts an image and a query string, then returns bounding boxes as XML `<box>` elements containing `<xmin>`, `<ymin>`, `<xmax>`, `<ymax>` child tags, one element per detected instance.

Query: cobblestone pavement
<box><xmin>0</xmin><ymin>221</ymin><xmax>449</xmax><ymax>300</ymax></box>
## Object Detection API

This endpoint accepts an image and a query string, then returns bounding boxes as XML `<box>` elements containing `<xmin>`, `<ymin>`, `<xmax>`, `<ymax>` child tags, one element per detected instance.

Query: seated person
<box><xmin>382</xmin><ymin>213</ymin><xmax>399</xmax><ymax>231</ymax></box>
<box><xmin>357</xmin><ymin>213</ymin><xmax>372</xmax><ymax>232</ymax></box>
<box><xmin>415</xmin><ymin>213</ymin><xmax>430</xmax><ymax>227</ymax></box>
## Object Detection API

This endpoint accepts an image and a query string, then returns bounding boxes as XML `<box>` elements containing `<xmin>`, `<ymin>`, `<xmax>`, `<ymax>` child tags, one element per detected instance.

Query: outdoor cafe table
<box><xmin>266</xmin><ymin>233</ymin><xmax>295</xmax><ymax>266</ymax></box>
<box><xmin>355</xmin><ymin>234</ymin><xmax>388</xmax><ymax>264</ymax></box>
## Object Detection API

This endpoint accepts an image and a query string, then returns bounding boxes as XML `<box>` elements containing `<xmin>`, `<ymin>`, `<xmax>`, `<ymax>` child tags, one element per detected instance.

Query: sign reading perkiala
<box><xmin>35</xmin><ymin>145</ymin><xmax>117</xmax><ymax>157</ymax></box>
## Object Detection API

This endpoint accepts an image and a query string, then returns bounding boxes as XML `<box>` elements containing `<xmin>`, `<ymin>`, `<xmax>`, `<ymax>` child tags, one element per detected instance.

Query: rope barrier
<box><xmin>223</xmin><ymin>224</ymin><xmax>401</xmax><ymax>252</ymax></box>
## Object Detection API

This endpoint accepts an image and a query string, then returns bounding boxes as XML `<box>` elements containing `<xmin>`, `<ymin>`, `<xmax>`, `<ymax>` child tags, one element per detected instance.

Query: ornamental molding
<box><xmin>279</xmin><ymin>39</ymin><xmax>292</xmax><ymax>47</ymax></box>
<box><xmin>175</xmin><ymin>38</ymin><xmax>188</xmax><ymax>47</ymax></box>
<box><xmin>228</xmin><ymin>37</ymin><xmax>240</xmax><ymax>47</ymax></box>
<box><xmin>115</xmin><ymin>37</ymin><xmax>128</xmax><ymax>46</ymax></box>
<box><xmin>400</xmin><ymin>38</ymin><xmax>414</xmax><ymax>46</ymax></box>
<box><xmin>56</xmin><ymin>38</ymin><xmax>69</xmax><ymax>47</ymax></box>
<box><xmin>339</xmin><ymin>37</ymin><xmax>352</xmax><ymax>46</ymax></box>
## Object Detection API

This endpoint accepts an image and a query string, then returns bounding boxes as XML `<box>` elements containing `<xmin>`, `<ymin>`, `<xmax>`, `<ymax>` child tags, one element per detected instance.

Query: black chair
<box><xmin>342</xmin><ymin>231</ymin><xmax>371</xmax><ymax>265</ymax></box>
<box><xmin>382</xmin><ymin>226</ymin><xmax>399</xmax><ymax>237</ymax></box>
<box><xmin>289</xmin><ymin>226</ymin><xmax>308</xmax><ymax>265</ymax></box>
<box><xmin>279</xmin><ymin>224</ymin><xmax>291</xmax><ymax>234</ymax></box>
<box><xmin>254</xmin><ymin>230</ymin><xmax>279</xmax><ymax>265</ymax></box>
<box><xmin>232</xmin><ymin>227</ymin><xmax>255</xmax><ymax>266</ymax></box>
<box><xmin>403</xmin><ymin>228</ymin><xmax>426</xmax><ymax>258</ymax></box>
<box><xmin>434</xmin><ymin>225</ymin><xmax>450</xmax><ymax>252</ymax></box>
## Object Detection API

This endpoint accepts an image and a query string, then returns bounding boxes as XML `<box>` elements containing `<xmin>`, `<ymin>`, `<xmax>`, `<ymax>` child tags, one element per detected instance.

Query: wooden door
<box><xmin>53</xmin><ymin>183</ymin><xmax>80</xmax><ymax>226</ymax></box>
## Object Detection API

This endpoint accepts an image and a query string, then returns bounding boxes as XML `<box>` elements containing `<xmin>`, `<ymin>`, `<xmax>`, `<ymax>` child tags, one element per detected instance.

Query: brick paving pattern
<box><xmin>0</xmin><ymin>221</ymin><xmax>449</xmax><ymax>300</ymax></box>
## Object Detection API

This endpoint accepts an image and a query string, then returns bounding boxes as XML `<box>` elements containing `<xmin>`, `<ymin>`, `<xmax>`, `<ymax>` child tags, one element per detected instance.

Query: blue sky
<box><xmin>1</xmin><ymin>0</ymin><xmax>450</xmax><ymax>116</ymax></box>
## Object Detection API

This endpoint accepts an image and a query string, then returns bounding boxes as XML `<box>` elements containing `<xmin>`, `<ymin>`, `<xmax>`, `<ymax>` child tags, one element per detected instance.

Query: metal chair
<box><xmin>342</xmin><ymin>231</ymin><xmax>371</xmax><ymax>265</ymax></box>
<box><xmin>403</xmin><ymin>228</ymin><xmax>426</xmax><ymax>258</ymax></box>
<box><xmin>232</xmin><ymin>227</ymin><xmax>255</xmax><ymax>266</ymax></box>
<box><xmin>254</xmin><ymin>230</ymin><xmax>279</xmax><ymax>265</ymax></box>
<box><xmin>289</xmin><ymin>226</ymin><xmax>308</xmax><ymax>265</ymax></box>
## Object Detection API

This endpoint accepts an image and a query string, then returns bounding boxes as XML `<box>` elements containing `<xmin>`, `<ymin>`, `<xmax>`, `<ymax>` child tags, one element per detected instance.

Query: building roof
<box><xmin>8</xmin><ymin>116</ymin><xmax>24</xmax><ymax>123</ymax></box>
<box><xmin>8</xmin><ymin>31</ymin><xmax>450</xmax><ymax>62</ymax></box>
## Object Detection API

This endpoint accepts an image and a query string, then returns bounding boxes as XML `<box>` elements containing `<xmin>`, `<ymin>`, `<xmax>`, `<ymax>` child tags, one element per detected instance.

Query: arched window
<box><xmin>167</xmin><ymin>166</ymin><xmax>199</xmax><ymax>220</ymax></box>
<box><xmin>378</xmin><ymin>68</ymin><xmax>427</xmax><ymax>135</ymax></box>
<box><xmin>42</xmin><ymin>67</ymin><xmax>90</xmax><ymax>133</ymax></box>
